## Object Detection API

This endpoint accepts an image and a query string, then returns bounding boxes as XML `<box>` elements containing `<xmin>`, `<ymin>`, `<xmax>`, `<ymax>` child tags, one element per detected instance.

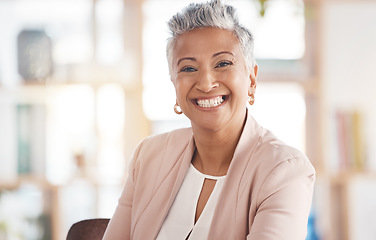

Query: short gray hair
<box><xmin>166</xmin><ymin>0</ymin><xmax>256</xmax><ymax>74</ymax></box>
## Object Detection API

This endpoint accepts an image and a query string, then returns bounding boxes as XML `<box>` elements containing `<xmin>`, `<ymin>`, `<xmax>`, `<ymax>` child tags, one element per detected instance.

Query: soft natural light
<box><xmin>46</xmin><ymin>85</ymin><xmax>95</xmax><ymax>184</ymax></box>
<box><xmin>0</xmin><ymin>184</ymin><xmax>45</xmax><ymax>239</ymax></box>
<box><xmin>96</xmin><ymin>0</ymin><xmax>124</xmax><ymax>64</ymax></box>
<box><xmin>234</xmin><ymin>0</ymin><xmax>305</xmax><ymax>59</ymax></box>
<box><xmin>97</xmin><ymin>84</ymin><xmax>125</xmax><ymax>137</ymax></box>
<box><xmin>251</xmin><ymin>82</ymin><xmax>306</xmax><ymax>152</ymax></box>
<box><xmin>142</xmin><ymin>0</ymin><xmax>189</xmax><ymax>121</ymax></box>
<box><xmin>59</xmin><ymin>179</ymin><xmax>96</xmax><ymax>236</ymax></box>
<box><xmin>97</xmin><ymin>84</ymin><xmax>126</xmax><ymax>182</ymax></box>
<box><xmin>13</xmin><ymin>0</ymin><xmax>93</xmax><ymax>65</ymax></box>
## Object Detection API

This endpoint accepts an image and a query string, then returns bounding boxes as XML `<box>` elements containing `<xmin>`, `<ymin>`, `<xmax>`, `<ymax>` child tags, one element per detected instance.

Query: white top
<box><xmin>156</xmin><ymin>164</ymin><xmax>226</xmax><ymax>240</ymax></box>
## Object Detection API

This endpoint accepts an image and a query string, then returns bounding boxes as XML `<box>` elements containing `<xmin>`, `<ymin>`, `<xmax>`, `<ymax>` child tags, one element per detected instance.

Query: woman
<box><xmin>103</xmin><ymin>0</ymin><xmax>315</xmax><ymax>239</ymax></box>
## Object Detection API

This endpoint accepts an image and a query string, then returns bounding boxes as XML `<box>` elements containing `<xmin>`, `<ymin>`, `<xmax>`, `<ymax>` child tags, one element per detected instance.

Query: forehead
<box><xmin>172</xmin><ymin>27</ymin><xmax>242</xmax><ymax>60</ymax></box>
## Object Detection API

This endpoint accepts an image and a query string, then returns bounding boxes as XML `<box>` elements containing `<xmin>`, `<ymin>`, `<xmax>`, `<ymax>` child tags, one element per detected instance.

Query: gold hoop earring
<box><xmin>248</xmin><ymin>94</ymin><xmax>255</xmax><ymax>105</ymax></box>
<box><xmin>174</xmin><ymin>103</ymin><xmax>183</xmax><ymax>114</ymax></box>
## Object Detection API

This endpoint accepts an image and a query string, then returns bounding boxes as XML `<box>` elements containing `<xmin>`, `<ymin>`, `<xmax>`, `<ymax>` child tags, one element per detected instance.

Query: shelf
<box><xmin>329</xmin><ymin>171</ymin><xmax>376</xmax><ymax>184</ymax></box>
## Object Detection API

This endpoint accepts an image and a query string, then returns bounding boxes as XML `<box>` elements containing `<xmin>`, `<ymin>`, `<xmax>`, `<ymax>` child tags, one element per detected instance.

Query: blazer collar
<box><xmin>230</xmin><ymin>108</ymin><xmax>263</xmax><ymax>173</ymax></box>
<box><xmin>150</xmin><ymin>133</ymin><xmax>196</xmax><ymax>239</ymax></box>
<box><xmin>208</xmin><ymin>108</ymin><xmax>263</xmax><ymax>238</ymax></box>
<box><xmin>145</xmin><ymin>109</ymin><xmax>263</xmax><ymax>239</ymax></box>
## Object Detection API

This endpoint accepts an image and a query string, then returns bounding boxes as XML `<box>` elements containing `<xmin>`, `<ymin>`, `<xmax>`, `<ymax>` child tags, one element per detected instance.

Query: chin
<box><xmin>190</xmin><ymin>118</ymin><xmax>227</xmax><ymax>132</ymax></box>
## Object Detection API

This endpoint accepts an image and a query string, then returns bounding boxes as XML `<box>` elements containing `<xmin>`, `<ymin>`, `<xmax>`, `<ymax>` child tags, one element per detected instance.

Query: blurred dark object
<box><xmin>66</xmin><ymin>218</ymin><xmax>110</xmax><ymax>240</ymax></box>
<box><xmin>17</xmin><ymin>29</ymin><xmax>53</xmax><ymax>82</ymax></box>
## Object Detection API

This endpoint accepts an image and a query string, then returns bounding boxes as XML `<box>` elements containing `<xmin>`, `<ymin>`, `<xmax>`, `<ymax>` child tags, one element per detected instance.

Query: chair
<box><xmin>66</xmin><ymin>218</ymin><xmax>110</xmax><ymax>240</ymax></box>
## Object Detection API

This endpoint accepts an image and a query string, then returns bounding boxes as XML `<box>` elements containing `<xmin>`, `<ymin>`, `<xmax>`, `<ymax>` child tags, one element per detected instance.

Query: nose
<box><xmin>195</xmin><ymin>69</ymin><xmax>219</xmax><ymax>93</ymax></box>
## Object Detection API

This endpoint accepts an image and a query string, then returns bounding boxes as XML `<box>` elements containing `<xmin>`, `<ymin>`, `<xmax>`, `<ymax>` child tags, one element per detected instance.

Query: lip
<box><xmin>192</xmin><ymin>95</ymin><xmax>228</xmax><ymax>109</ymax></box>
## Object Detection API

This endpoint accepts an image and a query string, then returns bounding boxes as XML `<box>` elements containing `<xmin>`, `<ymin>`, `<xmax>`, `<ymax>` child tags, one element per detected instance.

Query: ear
<box><xmin>248</xmin><ymin>65</ymin><xmax>258</xmax><ymax>95</ymax></box>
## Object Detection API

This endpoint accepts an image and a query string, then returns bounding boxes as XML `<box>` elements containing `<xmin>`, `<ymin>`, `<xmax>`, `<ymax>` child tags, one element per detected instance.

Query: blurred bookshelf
<box><xmin>0</xmin><ymin>0</ymin><xmax>149</xmax><ymax>239</ymax></box>
<box><xmin>314</xmin><ymin>0</ymin><xmax>376</xmax><ymax>240</ymax></box>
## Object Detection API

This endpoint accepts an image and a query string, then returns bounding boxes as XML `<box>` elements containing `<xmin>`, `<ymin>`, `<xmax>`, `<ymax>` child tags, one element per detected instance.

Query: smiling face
<box><xmin>171</xmin><ymin>27</ymin><xmax>257</xmax><ymax>133</ymax></box>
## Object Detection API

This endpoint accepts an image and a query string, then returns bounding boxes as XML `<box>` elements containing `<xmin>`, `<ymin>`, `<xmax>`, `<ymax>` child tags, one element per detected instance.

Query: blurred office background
<box><xmin>0</xmin><ymin>0</ymin><xmax>375</xmax><ymax>239</ymax></box>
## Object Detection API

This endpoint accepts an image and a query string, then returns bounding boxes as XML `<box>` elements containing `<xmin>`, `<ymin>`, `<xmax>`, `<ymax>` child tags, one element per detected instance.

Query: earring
<box><xmin>174</xmin><ymin>103</ymin><xmax>183</xmax><ymax>114</ymax></box>
<box><xmin>248</xmin><ymin>94</ymin><xmax>255</xmax><ymax>105</ymax></box>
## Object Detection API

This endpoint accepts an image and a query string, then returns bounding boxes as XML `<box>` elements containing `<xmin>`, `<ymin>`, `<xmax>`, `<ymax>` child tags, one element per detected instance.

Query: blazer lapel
<box><xmin>208</xmin><ymin>110</ymin><xmax>263</xmax><ymax>239</ymax></box>
<box><xmin>133</xmin><ymin>134</ymin><xmax>196</xmax><ymax>239</ymax></box>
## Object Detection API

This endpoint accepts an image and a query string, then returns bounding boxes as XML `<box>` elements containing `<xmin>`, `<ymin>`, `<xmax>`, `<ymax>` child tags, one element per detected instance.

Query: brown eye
<box><xmin>180</xmin><ymin>66</ymin><xmax>197</xmax><ymax>72</ymax></box>
<box><xmin>215</xmin><ymin>61</ymin><xmax>233</xmax><ymax>68</ymax></box>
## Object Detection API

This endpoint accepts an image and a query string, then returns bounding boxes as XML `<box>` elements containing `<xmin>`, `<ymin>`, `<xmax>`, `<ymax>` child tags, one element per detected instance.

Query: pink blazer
<box><xmin>103</xmin><ymin>112</ymin><xmax>315</xmax><ymax>240</ymax></box>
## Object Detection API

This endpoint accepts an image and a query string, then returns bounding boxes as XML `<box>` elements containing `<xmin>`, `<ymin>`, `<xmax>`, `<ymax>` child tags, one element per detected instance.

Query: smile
<box><xmin>195</xmin><ymin>96</ymin><xmax>226</xmax><ymax>108</ymax></box>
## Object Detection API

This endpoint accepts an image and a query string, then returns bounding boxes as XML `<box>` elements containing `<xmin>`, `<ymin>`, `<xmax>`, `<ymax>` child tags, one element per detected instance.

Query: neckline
<box><xmin>190</xmin><ymin>164</ymin><xmax>226</xmax><ymax>180</ymax></box>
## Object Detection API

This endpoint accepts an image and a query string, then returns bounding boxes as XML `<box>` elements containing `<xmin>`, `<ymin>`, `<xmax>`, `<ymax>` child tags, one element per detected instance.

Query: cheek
<box><xmin>174</xmin><ymin>78</ymin><xmax>189</xmax><ymax>101</ymax></box>
<box><xmin>222</xmin><ymin>71</ymin><xmax>249</xmax><ymax>94</ymax></box>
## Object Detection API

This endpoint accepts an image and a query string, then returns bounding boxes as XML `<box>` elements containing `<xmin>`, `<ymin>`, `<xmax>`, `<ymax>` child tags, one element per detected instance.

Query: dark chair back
<box><xmin>66</xmin><ymin>218</ymin><xmax>110</xmax><ymax>240</ymax></box>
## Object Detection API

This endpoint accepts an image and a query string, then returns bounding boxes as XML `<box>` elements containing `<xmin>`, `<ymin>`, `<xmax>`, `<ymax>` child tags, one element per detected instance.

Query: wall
<box><xmin>321</xmin><ymin>1</ymin><xmax>376</xmax><ymax>239</ymax></box>
<box><xmin>322</xmin><ymin>1</ymin><xmax>376</xmax><ymax>172</ymax></box>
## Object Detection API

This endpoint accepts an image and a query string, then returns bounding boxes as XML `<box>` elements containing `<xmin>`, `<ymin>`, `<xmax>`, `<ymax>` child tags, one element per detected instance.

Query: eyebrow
<box><xmin>177</xmin><ymin>57</ymin><xmax>196</xmax><ymax>66</ymax></box>
<box><xmin>176</xmin><ymin>51</ymin><xmax>235</xmax><ymax>66</ymax></box>
<box><xmin>213</xmin><ymin>51</ymin><xmax>235</xmax><ymax>58</ymax></box>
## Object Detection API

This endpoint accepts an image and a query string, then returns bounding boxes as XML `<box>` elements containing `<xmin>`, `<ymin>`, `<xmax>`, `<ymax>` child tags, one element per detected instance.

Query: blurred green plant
<box><xmin>0</xmin><ymin>190</ymin><xmax>6</xmax><ymax>238</ymax></box>
<box><xmin>0</xmin><ymin>222</ymin><xmax>6</xmax><ymax>233</ymax></box>
<box><xmin>254</xmin><ymin>0</ymin><xmax>303</xmax><ymax>17</ymax></box>
<box><xmin>257</xmin><ymin>0</ymin><xmax>268</xmax><ymax>17</ymax></box>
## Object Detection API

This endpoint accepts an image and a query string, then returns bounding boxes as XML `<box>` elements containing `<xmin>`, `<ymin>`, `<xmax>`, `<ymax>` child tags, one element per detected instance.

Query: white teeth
<box><xmin>196</xmin><ymin>96</ymin><xmax>224</xmax><ymax>108</ymax></box>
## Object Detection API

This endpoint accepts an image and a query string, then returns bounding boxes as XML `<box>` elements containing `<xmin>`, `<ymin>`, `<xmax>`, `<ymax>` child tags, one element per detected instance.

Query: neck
<box><xmin>191</xmin><ymin>111</ymin><xmax>247</xmax><ymax>176</ymax></box>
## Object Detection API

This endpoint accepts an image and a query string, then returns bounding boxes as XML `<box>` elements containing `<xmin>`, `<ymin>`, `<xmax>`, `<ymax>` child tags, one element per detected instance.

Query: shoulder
<box><xmin>241</xmin><ymin>114</ymin><xmax>312</xmax><ymax>173</ymax></box>
<box><xmin>236</xmin><ymin>115</ymin><xmax>315</xmax><ymax>189</ymax></box>
<box><xmin>255</xmin><ymin>127</ymin><xmax>313</xmax><ymax>169</ymax></box>
<box><xmin>254</xmin><ymin>127</ymin><xmax>315</xmax><ymax>197</ymax></box>
<box><xmin>138</xmin><ymin>127</ymin><xmax>193</xmax><ymax>153</ymax></box>
<box><xmin>130</xmin><ymin>127</ymin><xmax>193</xmax><ymax>178</ymax></box>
